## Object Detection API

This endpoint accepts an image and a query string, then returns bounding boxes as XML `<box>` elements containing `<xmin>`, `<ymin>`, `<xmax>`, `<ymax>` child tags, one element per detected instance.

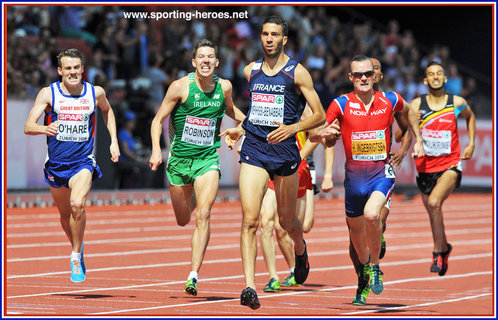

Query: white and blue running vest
<box><xmin>45</xmin><ymin>81</ymin><xmax>97</xmax><ymax>161</ymax></box>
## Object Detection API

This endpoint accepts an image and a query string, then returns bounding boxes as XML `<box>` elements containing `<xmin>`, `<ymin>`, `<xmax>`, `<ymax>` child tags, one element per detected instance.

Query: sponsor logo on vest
<box><xmin>59</xmin><ymin>113</ymin><xmax>88</xmax><ymax>121</ymax></box>
<box><xmin>253</xmin><ymin>93</ymin><xmax>276</xmax><ymax>103</ymax></box>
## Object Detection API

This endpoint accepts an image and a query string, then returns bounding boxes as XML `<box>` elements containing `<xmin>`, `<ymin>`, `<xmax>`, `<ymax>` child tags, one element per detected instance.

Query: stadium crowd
<box><xmin>6</xmin><ymin>5</ymin><xmax>487</xmax><ymax>180</ymax></box>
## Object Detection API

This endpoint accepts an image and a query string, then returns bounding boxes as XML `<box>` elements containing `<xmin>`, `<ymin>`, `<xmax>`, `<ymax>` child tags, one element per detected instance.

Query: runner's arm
<box><xmin>24</xmin><ymin>87</ymin><xmax>56</xmax><ymax>136</ymax></box>
<box><xmin>456</xmin><ymin>96</ymin><xmax>475</xmax><ymax>160</ymax></box>
<box><xmin>95</xmin><ymin>85</ymin><xmax>120</xmax><ymax>162</ymax></box>
<box><xmin>149</xmin><ymin>79</ymin><xmax>185</xmax><ymax>170</ymax></box>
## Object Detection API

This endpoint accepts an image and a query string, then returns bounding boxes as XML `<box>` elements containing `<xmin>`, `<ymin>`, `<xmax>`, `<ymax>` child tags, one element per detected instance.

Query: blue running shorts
<box><xmin>344</xmin><ymin>163</ymin><xmax>395</xmax><ymax>218</ymax></box>
<box><xmin>44</xmin><ymin>154</ymin><xmax>102</xmax><ymax>188</ymax></box>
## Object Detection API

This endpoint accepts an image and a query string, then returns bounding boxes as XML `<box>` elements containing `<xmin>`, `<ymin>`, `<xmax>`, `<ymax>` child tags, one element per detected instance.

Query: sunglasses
<box><xmin>350</xmin><ymin>70</ymin><xmax>375</xmax><ymax>78</ymax></box>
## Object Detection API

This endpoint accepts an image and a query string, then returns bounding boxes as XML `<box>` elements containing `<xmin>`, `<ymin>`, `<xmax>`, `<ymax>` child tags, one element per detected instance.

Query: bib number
<box><xmin>385</xmin><ymin>163</ymin><xmax>395</xmax><ymax>178</ymax></box>
<box><xmin>422</xmin><ymin>128</ymin><xmax>452</xmax><ymax>157</ymax></box>
<box><xmin>249</xmin><ymin>93</ymin><xmax>284</xmax><ymax>127</ymax></box>
<box><xmin>181</xmin><ymin>115</ymin><xmax>217</xmax><ymax>146</ymax></box>
<box><xmin>57</xmin><ymin>113</ymin><xmax>90</xmax><ymax>142</ymax></box>
<box><xmin>351</xmin><ymin>129</ymin><xmax>387</xmax><ymax>161</ymax></box>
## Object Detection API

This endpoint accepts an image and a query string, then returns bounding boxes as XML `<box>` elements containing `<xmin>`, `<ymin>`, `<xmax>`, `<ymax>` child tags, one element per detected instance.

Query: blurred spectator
<box><xmin>310</xmin><ymin>68</ymin><xmax>331</xmax><ymax>110</ymax></box>
<box><xmin>115</xmin><ymin>18</ymin><xmax>149</xmax><ymax>80</ymax></box>
<box><xmin>58</xmin><ymin>6</ymin><xmax>98</xmax><ymax>45</ymax></box>
<box><xmin>142</xmin><ymin>52</ymin><xmax>169</xmax><ymax>107</ymax></box>
<box><xmin>384</xmin><ymin>19</ymin><xmax>400</xmax><ymax>47</ymax></box>
<box><xmin>444</xmin><ymin>63</ymin><xmax>463</xmax><ymax>95</ymax></box>
<box><xmin>306</xmin><ymin>43</ymin><xmax>326</xmax><ymax>70</ymax></box>
<box><xmin>461</xmin><ymin>77</ymin><xmax>481</xmax><ymax>116</ymax></box>
<box><xmin>116</xmin><ymin>110</ymin><xmax>154</xmax><ymax>189</ymax></box>
<box><xmin>93</xmin><ymin>24</ymin><xmax>119</xmax><ymax>80</ymax></box>
<box><xmin>86</xmin><ymin>49</ymin><xmax>106</xmax><ymax>84</ymax></box>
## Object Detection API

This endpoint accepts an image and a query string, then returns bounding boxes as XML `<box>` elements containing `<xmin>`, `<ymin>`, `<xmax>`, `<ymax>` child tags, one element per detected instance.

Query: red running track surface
<box><xmin>4</xmin><ymin>193</ymin><xmax>494</xmax><ymax>316</ymax></box>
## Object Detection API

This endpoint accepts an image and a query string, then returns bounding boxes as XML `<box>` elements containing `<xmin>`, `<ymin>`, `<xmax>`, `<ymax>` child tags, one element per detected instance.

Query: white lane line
<box><xmin>88</xmin><ymin>271</ymin><xmax>493</xmax><ymax>315</ymax></box>
<box><xmin>6</xmin><ymin>252</ymin><xmax>492</xmax><ymax>296</ymax></box>
<box><xmin>7</xmin><ymin>228</ymin><xmax>492</xmax><ymax>262</ymax></box>
<box><xmin>342</xmin><ymin>293</ymin><xmax>492</xmax><ymax>315</ymax></box>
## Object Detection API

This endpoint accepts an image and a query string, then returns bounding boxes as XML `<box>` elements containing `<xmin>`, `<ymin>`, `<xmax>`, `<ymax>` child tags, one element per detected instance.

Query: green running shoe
<box><xmin>184</xmin><ymin>278</ymin><xmax>198</xmax><ymax>296</ymax></box>
<box><xmin>263</xmin><ymin>278</ymin><xmax>280</xmax><ymax>292</ymax></box>
<box><xmin>352</xmin><ymin>283</ymin><xmax>370</xmax><ymax>305</ymax></box>
<box><xmin>379</xmin><ymin>235</ymin><xmax>386</xmax><ymax>260</ymax></box>
<box><xmin>359</xmin><ymin>262</ymin><xmax>371</xmax><ymax>284</ymax></box>
<box><xmin>281</xmin><ymin>273</ymin><xmax>299</xmax><ymax>287</ymax></box>
<box><xmin>370</xmin><ymin>265</ymin><xmax>384</xmax><ymax>294</ymax></box>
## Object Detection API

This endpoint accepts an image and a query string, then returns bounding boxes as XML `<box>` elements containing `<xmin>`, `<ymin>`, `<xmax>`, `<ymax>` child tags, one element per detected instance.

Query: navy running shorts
<box><xmin>239</xmin><ymin>131</ymin><xmax>301</xmax><ymax>180</ymax></box>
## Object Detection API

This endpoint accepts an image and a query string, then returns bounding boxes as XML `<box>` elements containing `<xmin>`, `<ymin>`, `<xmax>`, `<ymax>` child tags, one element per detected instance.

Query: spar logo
<box><xmin>423</xmin><ymin>129</ymin><xmax>450</xmax><ymax>139</ymax></box>
<box><xmin>253</xmin><ymin>93</ymin><xmax>281</xmax><ymax>104</ymax></box>
<box><xmin>186</xmin><ymin>115</ymin><xmax>214</xmax><ymax>127</ymax></box>
<box><xmin>59</xmin><ymin>113</ymin><xmax>86</xmax><ymax>121</ymax></box>
<box><xmin>352</xmin><ymin>130</ymin><xmax>385</xmax><ymax>140</ymax></box>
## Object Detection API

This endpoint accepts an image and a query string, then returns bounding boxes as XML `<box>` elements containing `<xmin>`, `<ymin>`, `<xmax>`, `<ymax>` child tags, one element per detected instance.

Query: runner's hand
<box><xmin>149</xmin><ymin>150</ymin><xmax>163</xmax><ymax>171</ymax></box>
<box><xmin>45</xmin><ymin>121</ymin><xmax>58</xmax><ymax>137</ymax></box>
<box><xmin>219</xmin><ymin>126</ymin><xmax>244</xmax><ymax>150</ymax></box>
<box><xmin>267</xmin><ymin>121</ymin><xmax>296</xmax><ymax>144</ymax></box>
<box><xmin>110</xmin><ymin>141</ymin><xmax>120</xmax><ymax>163</ymax></box>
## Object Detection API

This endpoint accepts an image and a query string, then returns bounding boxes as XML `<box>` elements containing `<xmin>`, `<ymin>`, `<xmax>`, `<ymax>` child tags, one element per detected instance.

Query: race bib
<box><xmin>351</xmin><ymin>130</ymin><xmax>387</xmax><ymax>161</ymax></box>
<box><xmin>422</xmin><ymin>128</ymin><xmax>452</xmax><ymax>157</ymax></box>
<box><xmin>57</xmin><ymin>113</ymin><xmax>90</xmax><ymax>142</ymax></box>
<box><xmin>385</xmin><ymin>163</ymin><xmax>395</xmax><ymax>178</ymax></box>
<box><xmin>248</xmin><ymin>93</ymin><xmax>284</xmax><ymax>127</ymax></box>
<box><xmin>181</xmin><ymin>115</ymin><xmax>217</xmax><ymax>146</ymax></box>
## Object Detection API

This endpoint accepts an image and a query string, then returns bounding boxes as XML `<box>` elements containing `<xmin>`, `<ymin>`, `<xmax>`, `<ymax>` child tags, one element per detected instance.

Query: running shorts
<box><xmin>44</xmin><ymin>154</ymin><xmax>102</xmax><ymax>188</ymax></box>
<box><xmin>344</xmin><ymin>163</ymin><xmax>395</xmax><ymax>218</ymax></box>
<box><xmin>240</xmin><ymin>131</ymin><xmax>301</xmax><ymax>180</ymax></box>
<box><xmin>166</xmin><ymin>151</ymin><xmax>220</xmax><ymax>186</ymax></box>
<box><xmin>268</xmin><ymin>161</ymin><xmax>312</xmax><ymax>198</ymax></box>
<box><xmin>416</xmin><ymin>165</ymin><xmax>462</xmax><ymax>195</ymax></box>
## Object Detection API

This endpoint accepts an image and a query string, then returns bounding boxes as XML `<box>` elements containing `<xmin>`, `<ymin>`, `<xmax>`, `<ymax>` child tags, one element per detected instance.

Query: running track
<box><xmin>4</xmin><ymin>192</ymin><xmax>495</xmax><ymax>316</ymax></box>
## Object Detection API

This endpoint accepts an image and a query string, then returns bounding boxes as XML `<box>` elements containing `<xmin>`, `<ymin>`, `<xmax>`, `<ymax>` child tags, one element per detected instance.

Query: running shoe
<box><xmin>294</xmin><ymin>240</ymin><xmax>309</xmax><ymax>284</ymax></box>
<box><xmin>352</xmin><ymin>284</ymin><xmax>370</xmax><ymax>306</ymax></box>
<box><xmin>369</xmin><ymin>265</ymin><xmax>383</xmax><ymax>294</ymax></box>
<box><xmin>358</xmin><ymin>262</ymin><xmax>371</xmax><ymax>286</ymax></box>
<box><xmin>81</xmin><ymin>242</ymin><xmax>86</xmax><ymax>275</ymax></box>
<box><xmin>240</xmin><ymin>287</ymin><xmax>260</xmax><ymax>309</ymax></box>
<box><xmin>70</xmin><ymin>259</ymin><xmax>86</xmax><ymax>282</ymax></box>
<box><xmin>281</xmin><ymin>273</ymin><xmax>298</xmax><ymax>287</ymax></box>
<box><xmin>353</xmin><ymin>263</ymin><xmax>371</xmax><ymax>305</ymax></box>
<box><xmin>379</xmin><ymin>235</ymin><xmax>386</xmax><ymax>260</ymax></box>
<box><xmin>263</xmin><ymin>278</ymin><xmax>280</xmax><ymax>292</ymax></box>
<box><xmin>184</xmin><ymin>278</ymin><xmax>198</xmax><ymax>296</ymax></box>
<box><xmin>430</xmin><ymin>243</ymin><xmax>452</xmax><ymax>276</ymax></box>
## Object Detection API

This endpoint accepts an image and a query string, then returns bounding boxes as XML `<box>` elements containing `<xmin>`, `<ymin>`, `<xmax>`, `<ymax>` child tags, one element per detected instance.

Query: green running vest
<box><xmin>169</xmin><ymin>73</ymin><xmax>226</xmax><ymax>157</ymax></box>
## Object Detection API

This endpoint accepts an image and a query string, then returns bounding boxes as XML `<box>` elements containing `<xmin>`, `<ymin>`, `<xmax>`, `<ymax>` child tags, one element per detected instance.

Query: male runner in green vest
<box><xmin>149</xmin><ymin>39</ymin><xmax>245</xmax><ymax>296</ymax></box>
